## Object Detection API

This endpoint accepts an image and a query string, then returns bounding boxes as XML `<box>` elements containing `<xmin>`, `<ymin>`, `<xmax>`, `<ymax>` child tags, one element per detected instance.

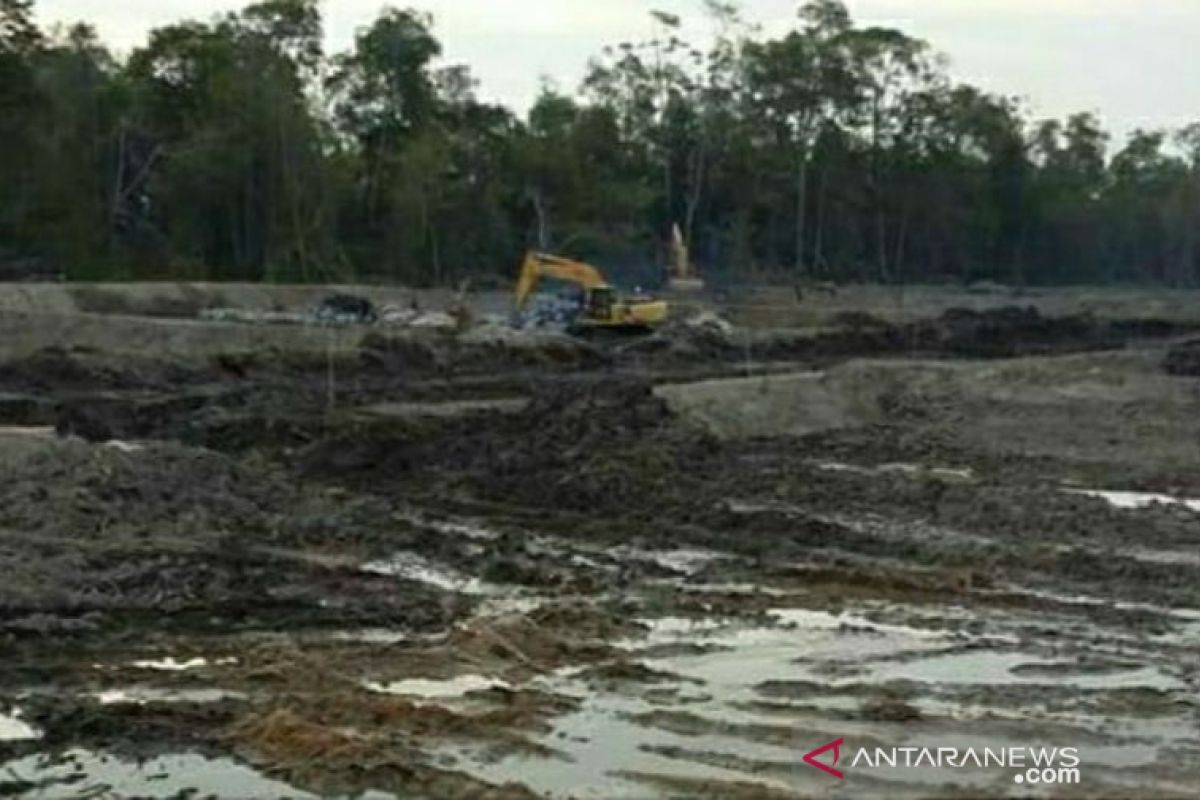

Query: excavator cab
<box><xmin>584</xmin><ymin>286</ymin><xmax>615</xmax><ymax>323</ymax></box>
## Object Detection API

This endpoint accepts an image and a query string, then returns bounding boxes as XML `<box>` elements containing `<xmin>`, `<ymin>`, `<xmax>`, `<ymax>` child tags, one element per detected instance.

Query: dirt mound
<box><xmin>0</xmin><ymin>440</ymin><xmax>288</xmax><ymax>626</ymax></box>
<box><xmin>830</xmin><ymin>310</ymin><xmax>890</xmax><ymax>329</ymax></box>
<box><xmin>0</xmin><ymin>437</ymin><xmax>461</xmax><ymax>635</ymax></box>
<box><xmin>361</xmin><ymin>329</ymin><xmax>609</xmax><ymax>375</ymax></box>
<box><xmin>69</xmin><ymin>285</ymin><xmax>226</xmax><ymax>318</ymax></box>
<box><xmin>358</xmin><ymin>332</ymin><xmax>444</xmax><ymax>372</ymax></box>
<box><xmin>620</xmin><ymin>313</ymin><xmax>740</xmax><ymax>361</ymax></box>
<box><xmin>785</xmin><ymin>306</ymin><xmax>1113</xmax><ymax>360</ymax></box>
<box><xmin>228</xmin><ymin>708</ymin><xmax>375</xmax><ymax>764</ymax></box>
<box><xmin>931</xmin><ymin>306</ymin><xmax>1096</xmax><ymax>357</ymax></box>
<box><xmin>741</xmin><ymin>307</ymin><xmax>1193</xmax><ymax>364</ymax></box>
<box><xmin>302</xmin><ymin>380</ymin><xmax>716</xmax><ymax>517</ymax></box>
<box><xmin>0</xmin><ymin>347</ymin><xmax>210</xmax><ymax>393</ymax></box>
<box><xmin>225</xmin><ymin>704</ymin><xmax>539</xmax><ymax>798</ymax></box>
<box><xmin>0</xmin><ymin>439</ymin><xmax>289</xmax><ymax>540</ymax></box>
<box><xmin>1165</xmin><ymin>339</ymin><xmax>1200</xmax><ymax>376</ymax></box>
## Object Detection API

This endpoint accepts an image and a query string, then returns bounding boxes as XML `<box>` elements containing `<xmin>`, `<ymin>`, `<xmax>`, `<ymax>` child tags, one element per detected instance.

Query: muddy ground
<box><xmin>0</xmin><ymin>290</ymin><xmax>1198</xmax><ymax>799</ymax></box>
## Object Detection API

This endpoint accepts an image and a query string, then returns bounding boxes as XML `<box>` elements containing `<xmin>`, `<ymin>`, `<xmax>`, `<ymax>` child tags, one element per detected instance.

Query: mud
<box><xmin>634</xmin><ymin>305</ymin><xmax>1200</xmax><ymax>367</ymax></box>
<box><xmin>1165</xmin><ymin>338</ymin><xmax>1200</xmax><ymax>376</ymax></box>
<box><xmin>0</xmin><ymin>291</ymin><xmax>1198</xmax><ymax>797</ymax></box>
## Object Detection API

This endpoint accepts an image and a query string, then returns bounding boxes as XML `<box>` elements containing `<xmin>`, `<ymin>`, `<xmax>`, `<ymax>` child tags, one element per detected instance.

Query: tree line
<box><xmin>1</xmin><ymin>0</ymin><xmax>1197</xmax><ymax>286</ymax></box>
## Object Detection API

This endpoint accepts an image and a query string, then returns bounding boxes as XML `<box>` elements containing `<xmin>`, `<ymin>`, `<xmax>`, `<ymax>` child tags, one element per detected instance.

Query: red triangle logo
<box><xmin>803</xmin><ymin>738</ymin><xmax>845</xmax><ymax>779</ymax></box>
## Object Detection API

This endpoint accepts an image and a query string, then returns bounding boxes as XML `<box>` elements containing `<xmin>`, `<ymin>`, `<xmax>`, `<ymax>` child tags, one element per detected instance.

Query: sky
<box><xmin>33</xmin><ymin>0</ymin><xmax>1200</xmax><ymax>145</ymax></box>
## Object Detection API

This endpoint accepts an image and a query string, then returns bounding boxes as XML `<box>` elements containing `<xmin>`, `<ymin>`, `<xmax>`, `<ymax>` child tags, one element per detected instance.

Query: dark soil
<box><xmin>0</xmin><ymin>303</ymin><xmax>1196</xmax><ymax>797</ymax></box>
<box><xmin>0</xmin><ymin>439</ymin><xmax>465</xmax><ymax>640</ymax></box>
<box><xmin>1165</xmin><ymin>338</ymin><xmax>1200</xmax><ymax>376</ymax></box>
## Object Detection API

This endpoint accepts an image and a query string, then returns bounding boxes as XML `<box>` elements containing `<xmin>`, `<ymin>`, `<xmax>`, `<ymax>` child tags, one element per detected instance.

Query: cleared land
<box><xmin>1</xmin><ymin>283</ymin><xmax>1199</xmax><ymax>799</ymax></box>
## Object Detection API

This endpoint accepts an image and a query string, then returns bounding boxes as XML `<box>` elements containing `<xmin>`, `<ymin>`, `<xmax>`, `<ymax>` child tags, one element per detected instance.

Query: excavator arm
<box><xmin>514</xmin><ymin>252</ymin><xmax>608</xmax><ymax>311</ymax></box>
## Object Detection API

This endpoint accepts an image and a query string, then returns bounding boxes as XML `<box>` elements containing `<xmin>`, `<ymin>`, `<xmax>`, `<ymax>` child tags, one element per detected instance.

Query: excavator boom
<box><xmin>514</xmin><ymin>252</ymin><xmax>607</xmax><ymax>311</ymax></box>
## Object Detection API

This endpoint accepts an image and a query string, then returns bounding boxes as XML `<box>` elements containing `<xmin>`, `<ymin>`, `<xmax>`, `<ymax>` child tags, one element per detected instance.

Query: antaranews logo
<box><xmin>799</xmin><ymin>739</ymin><xmax>1082</xmax><ymax>787</ymax></box>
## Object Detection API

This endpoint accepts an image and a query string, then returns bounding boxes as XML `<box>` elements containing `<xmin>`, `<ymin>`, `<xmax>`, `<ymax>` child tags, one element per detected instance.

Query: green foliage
<box><xmin>0</xmin><ymin>0</ymin><xmax>1197</xmax><ymax>286</ymax></box>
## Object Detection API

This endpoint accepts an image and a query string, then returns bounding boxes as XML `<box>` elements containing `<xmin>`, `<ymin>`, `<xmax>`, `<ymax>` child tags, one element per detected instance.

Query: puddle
<box><xmin>608</xmin><ymin>547</ymin><xmax>729</xmax><ymax>576</ymax></box>
<box><xmin>1071</xmin><ymin>489</ymin><xmax>1200</xmax><ymax>513</ymax></box>
<box><xmin>818</xmin><ymin>461</ymin><xmax>975</xmax><ymax>482</ymax></box>
<box><xmin>364</xmin><ymin>674</ymin><xmax>509</xmax><ymax>699</ymax></box>
<box><xmin>95</xmin><ymin>687</ymin><xmax>245</xmax><ymax>705</ymax></box>
<box><xmin>130</xmin><ymin>656</ymin><xmax>237</xmax><ymax>671</ymax></box>
<box><xmin>633</xmin><ymin>608</ymin><xmax>947</xmax><ymax>652</ymax></box>
<box><xmin>476</xmin><ymin>593</ymin><xmax>548</xmax><ymax>617</ymax></box>
<box><xmin>441</xmin><ymin>599</ymin><xmax>1200</xmax><ymax>798</ymax></box>
<box><xmin>0</xmin><ymin>749</ymin><xmax>321</xmax><ymax>799</ymax></box>
<box><xmin>0</xmin><ymin>709</ymin><xmax>40</xmax><ymax>741</ymax></box>
<box><xmin>869</xmin><ymin>651</ymin><xmax>1182</xmax><ymax>691</ymax></box>
<box><xmin>520</xmin><ymin>535</ymin><xmax>731</xmax><ymax>581</ymax></box>
<box><xmin>438</xmin><ymin>695</ymin><xmax>798</xmax><ymax>800</ymax></box>
<box><xmin>445</xmin><ymin>608</ymin><xmax>959</xmax><ymax>797</ymax></box>
<box><xmin>0</xmin><ymin>426</ymin><xmax>55</xmax><ymax>437</ymax></box>
<box><xmin>1122</xmin><ymin>547</ymin><xmax>1200</xmax><ymax>567</ymax></box>
<box><xmin>1013</xmin><ymin>586</ymin><xmax>1200</xmax><ymax>624</ymax></box>
<box><xmin>680</xmin><ymin>581</ymin><xmax>792</xmax><ymax>597</ymax></box>
<box><xmin>634</xmin><ymin>609</ymin><xmax>956</xmax><ymax>695</ymax></box>
<box><xmin>362</xmin><ymin>552</ymin><xmax>492</xmax><ymax>595</ymax></box>
<box><xmin>328</xmin><ymin>628</ymin><xmax>413</xmax><ymax>645</ymax></box>
<box><xmin>395</xmin><ymin>511</ymin><xmax>502</xmax><ymax>541</ymax></box>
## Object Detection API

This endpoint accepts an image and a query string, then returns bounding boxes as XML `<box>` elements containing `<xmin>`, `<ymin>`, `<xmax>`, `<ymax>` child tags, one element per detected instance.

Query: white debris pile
<box><xmin>616</xmin><ymin>309</ymin><xmax>737</xmax><ymax>359</ymax></box>
<box><xmin>682</xmin><ymin>310</ymin><xmax>735</xmax><ymax>336</ymax></box>
<box><xmin>200</xmin><ymin>293</ymin><xmax>377</xmax><ymax>327</ymax></box>
<box><xmin>0</xmin><ymin>708</ymin><xmax>40</xmax><ymax>741</ymax></box>
<box><xmin>377</xmin><ymin>306</ymin><xmax>458</xmax><ymax>329</ymax></box>
<box><xmin>199</xmin><ymin>293</ymin><xmax>467</xmax><ymax>330</ymax></box>
<box><xmin>409</xmin><ymin>311</ymin><xmax>457</xmax><ymax>329</ymax></box>
<box><xmin>199</xmin><ymin>308</ymin><xmax>307</xmax><ymax>325</ymax></box>
<box><xmin>312</xmin><ymin>294</ymin><xmax>378</xmax><ymax>325</ymax></box>
<box><xmin>517</xmin><ymin>294</ymin><xmax>582</xmax><ymax>330</ymax></box>
<box><xmin>459</xmin><ymin>321</ymin><xmax>536</xmax><ymax>346</ymax></box>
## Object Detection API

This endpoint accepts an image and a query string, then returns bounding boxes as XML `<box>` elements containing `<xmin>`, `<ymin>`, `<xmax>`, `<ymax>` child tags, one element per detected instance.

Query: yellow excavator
<box><xmin>513</xmin><ymin>252</ymin><xmax>668</xmax><ymax>334</ymax></box>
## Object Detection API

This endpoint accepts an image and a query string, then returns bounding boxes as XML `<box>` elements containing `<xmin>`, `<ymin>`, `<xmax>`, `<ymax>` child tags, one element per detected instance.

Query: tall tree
<box><xmin>745</xmin><ymin>0</ymin><xmax>854</xmax><ymax>275</ymax></box>
<box><xmin>0</xmin><ymin>0</ymin><xmax>1198</xmax><ymax>288</ymax></box>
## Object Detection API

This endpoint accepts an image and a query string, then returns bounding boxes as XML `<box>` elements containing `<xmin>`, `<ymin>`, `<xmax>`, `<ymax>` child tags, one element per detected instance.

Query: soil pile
<box><xmin>0</xmin><ymin>346</ymin><xmax>211</xmax><ymax>393</ymax></box>
<box><xmin>771</xmin><ymin>306</ymin><xmax>1189</xmax><ymax>361</ymax></box>
<box><xmin>302</xmin><ymin>380</ymin><xmax>718</xmax><ymax>518</ymax></box>
<box><xmin>0</xmin><ymin>439</ymin><xmax>290</xmax><ymax>540</ymax></box>
<box><xmin>641</xmin><ymin>307</ymin><xmax>1196</xmax><ymax>365</ymax></box>
<box><xmin>0</xmin><ymin>438</ymin><xmax>456</xmax><ymax>635</ymax></box>
<box><xmin>1165</xmin><ymin>339</ymin><xmax>1200</xmax><ymax>376</ymax></box>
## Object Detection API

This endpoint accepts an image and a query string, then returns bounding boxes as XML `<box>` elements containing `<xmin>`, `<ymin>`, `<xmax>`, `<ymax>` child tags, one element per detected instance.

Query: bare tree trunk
<box><xmin>431</xmin><ymin>229</ymin><xmax>441</xmax><ymax>285</ymax></box>
<box><xmin>1183</xmin><ymin>177</ymin><xmax>1200</xmax><ymax>286</ymax></box>
<box><xmin>430</xmin><ymin>179</ymin><xmax>444</xmax><ymax>284</ymax></box>
<box><xmin>110</xmin><ymin>127</ymin><xmax>126</xmax><ymax>240</ymax></box>
<box><xmin>1012</xmin><ymin>222</ymin><xmax>1028</xmax><ymax>288</ymax></box>
<box><xmin>876</xmin><ymin>209</ymin><xmax>889</xmax><ymax>282</ymax></box>
<box><xmin>229</xmin><ymin>202</ymin><xmax>242</xmax><ymax>279</ymax></box>
<box><xmin>813</xmin><ymin>167</ymin><xmax>827</xmax><ymax>277</ymax></box>
<box><xmin>242</xmin><ymin>172</ymin><xmax>255</xmax><ymax>278</ymax></box>
<box><xmin>421</xmin><ymin>190</ymin><xmax>441</xmax><ymax>285</ymax></box>
<box><xmin>279</xmin><ymin>111</ymin><xmax>309</xmax><ymax>281</ymax></box>
<box><xmin>795</xmin><ymin>148</ymin><xmax>808</xmax><ymax>277</ymax></box>
<box><xmin>870</xmin><ymin>94</ymin><xmax>889</xmax><ymax>283</ymax></box>
<box><xmin>684</xmin><ymin>145</ymin><xmax>705</xmax><ymax>255</ymax></box>
<box><xmin>893</xmin><ymin>187</ymin><xmax>911</xmax><ymax>282</ymax></box>
<box><xmin>530</xmin><ymin>187</ymin><xmax>549</xmax><ymax>250</ymax></box>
